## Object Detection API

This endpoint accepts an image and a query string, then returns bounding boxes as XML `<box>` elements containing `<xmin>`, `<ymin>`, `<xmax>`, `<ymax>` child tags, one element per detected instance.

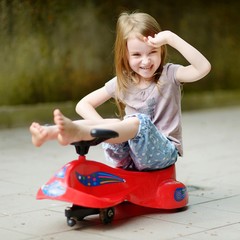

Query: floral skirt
<box><xmin>102</xmin><ymin>113</ymin><xmax>178</xmax><ymax>171</ymax></box>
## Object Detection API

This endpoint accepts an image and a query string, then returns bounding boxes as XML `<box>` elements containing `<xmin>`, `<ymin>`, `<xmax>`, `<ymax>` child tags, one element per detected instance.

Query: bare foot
<box><xmin>29</xmin><ymin>122</ymin><xmax>49</xmax><ymax>147</ymax></box>
<box><xmin>53</xmin><ymin>109</ymin><xmax>91</xmax><ymax>145</ymax></box>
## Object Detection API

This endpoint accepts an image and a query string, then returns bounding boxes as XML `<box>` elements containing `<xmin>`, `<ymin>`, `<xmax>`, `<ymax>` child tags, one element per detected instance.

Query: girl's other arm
<box><xmin>75</xmin><ymin>87</ymin><xmax>112</xmax><ymax>120</ymax></box>
<box><xmin>146</xmin><ymin>31</ymin><xmax>211</xmax><ymax>83</ymax></box>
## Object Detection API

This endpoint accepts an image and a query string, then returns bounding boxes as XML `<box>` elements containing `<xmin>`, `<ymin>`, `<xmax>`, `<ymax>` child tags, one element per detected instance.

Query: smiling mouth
<box><xmin>140</xmin><ymin>66</ymin><xmax>152</xmax><ymax>70</ymax></box>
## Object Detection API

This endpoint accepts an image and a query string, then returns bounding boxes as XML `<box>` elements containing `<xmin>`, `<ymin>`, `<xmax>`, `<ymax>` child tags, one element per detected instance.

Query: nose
<box><xmin>142</xmin><ymin>56</ymin><xmax>150</xmax><ymax>65</ymax></box>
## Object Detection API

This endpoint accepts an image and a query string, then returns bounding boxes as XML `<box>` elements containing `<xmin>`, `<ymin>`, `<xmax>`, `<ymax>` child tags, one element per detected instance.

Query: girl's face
<box><xmin>127</xmin><ymin>37</ymin><xmax>161</xmax><ymax>81</ymax></box>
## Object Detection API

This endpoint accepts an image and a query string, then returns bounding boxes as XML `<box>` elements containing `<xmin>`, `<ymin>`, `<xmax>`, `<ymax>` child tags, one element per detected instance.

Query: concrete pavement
<box><xmin>0</xmin><ymin>106</ymin><xmax>240</xmax><ymax>239</ymax></box>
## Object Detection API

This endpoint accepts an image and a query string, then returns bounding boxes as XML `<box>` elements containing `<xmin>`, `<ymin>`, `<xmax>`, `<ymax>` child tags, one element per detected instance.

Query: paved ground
<box><xmin>0</xmin><ymin>106</ymin><xmax>240</xmax><ymax>240</ymax></box>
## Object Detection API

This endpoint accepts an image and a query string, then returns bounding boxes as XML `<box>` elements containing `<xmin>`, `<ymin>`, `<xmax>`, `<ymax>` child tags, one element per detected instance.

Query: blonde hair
<box><xmin>114</xmin><ymin>11</ymin><xmax>167</xmax><ymax>118</ymax></box>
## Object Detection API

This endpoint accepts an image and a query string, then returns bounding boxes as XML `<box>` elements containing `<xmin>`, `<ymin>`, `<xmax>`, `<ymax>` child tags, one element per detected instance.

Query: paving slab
<box><xmin>0</xmin><ymin>106</ymin><xmax>240</xmax><ymax>240</ymax></box>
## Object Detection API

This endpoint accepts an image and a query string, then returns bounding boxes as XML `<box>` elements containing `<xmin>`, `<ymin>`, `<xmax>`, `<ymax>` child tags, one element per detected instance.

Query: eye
<box><xmin>131</xmin><ymin>53</ymin><xmax>140</xmax><ymax>57</ymax></box>
<box><xmin>150</xmin><ymin>50</ymin><xmax>157</xmax><ymax>54</ymax></box>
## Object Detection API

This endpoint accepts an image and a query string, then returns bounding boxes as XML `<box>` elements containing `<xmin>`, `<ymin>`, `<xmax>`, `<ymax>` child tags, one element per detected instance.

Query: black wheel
<box><xmin>99</xmin><ymin>207</ymin><xmax>115</xmax><ymax>224</ymax></box>
<box><xmin>67</xmin><ymin>218</ymin><xmax>76</xmax><ymax>227</ymax></box>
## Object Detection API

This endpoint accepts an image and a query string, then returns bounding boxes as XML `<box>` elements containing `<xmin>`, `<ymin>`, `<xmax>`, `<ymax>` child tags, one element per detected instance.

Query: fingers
<box><xmin>143</xmin><ymin>36</ymin><xmax>155</xmax><ymax>46</ymax></box>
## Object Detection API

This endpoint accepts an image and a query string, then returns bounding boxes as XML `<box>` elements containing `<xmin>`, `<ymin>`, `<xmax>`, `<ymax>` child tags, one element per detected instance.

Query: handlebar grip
<box><xmin>90</xmin><ymin>129</ymin><xmax>119</xmax><ymax>139</ymax></box>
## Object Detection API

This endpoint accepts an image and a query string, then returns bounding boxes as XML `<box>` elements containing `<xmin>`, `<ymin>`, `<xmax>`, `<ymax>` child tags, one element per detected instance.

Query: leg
<box><xmin>53</xmin><ymin>109</ymin><xmax>139</xmax><ymax>146</ymax></box>
<box><xmin>103</xmin><ymin>114</ymin><xmax>178</xmax><ymax>171</ymax></box>
<box><xmin>103</xmin><ymin>142</ymin><xmax>134</xmax><ymax>169</ymax></box>
<box><xmin>30</xmin><ymin>116</ymin><xmax>121</xmax><ymax>147</ymax></box>
<box><xmin>127</xmin><ymin>114</ymin><xmax>178</xmax><ymax>170</ymax></box>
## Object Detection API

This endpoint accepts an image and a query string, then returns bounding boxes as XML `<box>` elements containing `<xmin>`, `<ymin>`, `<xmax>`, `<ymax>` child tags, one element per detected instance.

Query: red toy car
<box><xmin>37</xmin><ymin>129</ymin><xmax>188</xmax><ymax>226</ymax></box>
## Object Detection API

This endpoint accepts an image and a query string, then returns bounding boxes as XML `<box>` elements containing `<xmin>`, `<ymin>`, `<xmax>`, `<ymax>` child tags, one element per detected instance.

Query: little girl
<box><xmin>30</xmin><ymin>12</ymin><xmax>211</xmax><ymax>171</ymax></box>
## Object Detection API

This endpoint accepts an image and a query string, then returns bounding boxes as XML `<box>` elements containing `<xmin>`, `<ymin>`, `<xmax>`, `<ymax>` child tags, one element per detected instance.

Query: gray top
<box><xmin>105</xmin><ymin>63</ymin><xmax>183</xmax><ymax>156</ymax></box>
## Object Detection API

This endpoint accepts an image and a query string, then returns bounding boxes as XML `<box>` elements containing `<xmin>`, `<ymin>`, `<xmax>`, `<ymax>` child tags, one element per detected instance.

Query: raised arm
<box><xmin>75</xmin><ymin>86</ymin><xmax>112</xmax><ymax>120</ymax></box>
<box><xmin>146</xmin><ymin>30</ymin><xmax>211</xmax><ymax>83</ymax></box>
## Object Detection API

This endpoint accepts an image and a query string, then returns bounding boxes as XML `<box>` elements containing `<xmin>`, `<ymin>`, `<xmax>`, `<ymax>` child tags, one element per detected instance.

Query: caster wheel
<box><xmin>99</xmin><ymin>207</ymin><xmax>115</xmax><ymax>224</ymax></box>
<box><xmin>67</xmin><ymin>218</ymin><xmax>76</xmax><ymax>227</ymax></box>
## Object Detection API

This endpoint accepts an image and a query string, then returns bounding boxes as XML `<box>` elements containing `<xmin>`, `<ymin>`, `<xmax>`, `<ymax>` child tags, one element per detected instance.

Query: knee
<box><xmin>126</xmin><ymin>116</ymin><xmax>140</xmax><ymax>129</ymax></box>
<box><xmin>132</xmin><ymin>114</ymin><xmax>152</xmax><ymax>130</ymax></box>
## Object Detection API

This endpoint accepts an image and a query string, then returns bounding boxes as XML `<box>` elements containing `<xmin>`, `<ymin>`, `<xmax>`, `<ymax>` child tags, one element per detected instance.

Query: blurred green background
<box><xmin>0</xmin><ymin>0</ymin><xmax>239</xmax><ymax>128</ymax></box>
